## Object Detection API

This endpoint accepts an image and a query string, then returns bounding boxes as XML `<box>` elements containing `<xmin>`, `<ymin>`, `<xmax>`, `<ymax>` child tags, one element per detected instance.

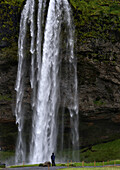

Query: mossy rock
<box><xmin>0</xmin><ymin>163</ymin><xmax>6</xmax><ymax>168</ymax></box>
<box><xmin>0</xmin><ymin>0</ymin><xmax>24</xmax><ymax>47</ymax></box>
<box><xmin>69</xmin><ymin>0</ymin><xmax>120</xmax><ymax>63</ymax></box>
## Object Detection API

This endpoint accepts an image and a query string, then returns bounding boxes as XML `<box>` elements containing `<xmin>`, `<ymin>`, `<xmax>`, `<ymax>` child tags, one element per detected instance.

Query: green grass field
<box><xmin>59</xmin><ymin>168</ymin><xmax>120</xmax><ymax>170</ymax></box>
<box><xmin>57</xmin><ymin>139</ymin><xmax>120</xmax><ymax>162</ymax></box>
<box><xmin>8</xmin><ymin>161</ymin><xmax>120</xmax><ymax>168</ymax></box>
<box><xmin>80</xmin><ymin>139</ymin><xmax>120</xmax><ymax>162</ymax></box>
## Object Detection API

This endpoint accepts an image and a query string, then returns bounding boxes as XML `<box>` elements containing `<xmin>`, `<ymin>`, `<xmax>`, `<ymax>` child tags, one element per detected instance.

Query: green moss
<box><xmin>94</xmin><ymin>99</ymin><xmax>105</xmax><ymax>106</ymax></box>
<box><xmin>0</xmin><ymin>94</ymin><xmax>12</xmax><ymax>101</ymax></box>
<box><xmin>70</xmin><ymin>0</ymin><xmax>120</xmax><ymax>16</ymax></box>
<box><xmin>0</xmin><ymin>0</ymin><xmax>24</xmax><ymax>46</ymax></box>
<box><xmin>0</xmin><ymin>42</ymin><xmax>18</xmax><ymax>63</ymax></box>
<box><xmin>70</xmin><ymin>0</ymin><xmax>120</xmax><ymax>37</ymax></box>
<box><xmin>69</xmin><ymin>0</ymin><xmax>120</xmax><ymax>63</ymax></box>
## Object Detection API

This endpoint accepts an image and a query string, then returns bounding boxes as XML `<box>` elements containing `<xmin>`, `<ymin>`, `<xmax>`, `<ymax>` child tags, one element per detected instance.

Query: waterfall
<box><xmin>15</xmin><ymin>0</ymin><xmax>32</xmax><ymax>163</ymax></box>
<box><xmin>15</xmin><ymin>0</ymin><xmax>79</xmax><ymax>164</ymax></box>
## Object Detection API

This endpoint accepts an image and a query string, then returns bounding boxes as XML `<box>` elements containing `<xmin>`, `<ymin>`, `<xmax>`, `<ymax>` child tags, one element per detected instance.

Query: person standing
<box><xmin>51</xmin><ymin>153</ymin><xmax>55</xmax><ymax>166</ymax></box>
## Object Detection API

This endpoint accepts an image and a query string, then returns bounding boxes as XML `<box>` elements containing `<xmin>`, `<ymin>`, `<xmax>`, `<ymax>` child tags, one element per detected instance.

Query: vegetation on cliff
<box><xmin>0</xmin><ymin>0</ymin><xmax>25</xmax><ymax>67</ymax></box>
<box><xmin>70</xmin><ymin>0</ymin><xmax>120</xmax><ymax>62</ymax></box>
<box><xmin>0</xmin><ymin>0</ymin><xmax>24</xmax><ymax>45</ymax></box>
<box><xmin>70</xmin><ymin>0</ymin><xmax>120</xmax><ymax>15</ymax></box>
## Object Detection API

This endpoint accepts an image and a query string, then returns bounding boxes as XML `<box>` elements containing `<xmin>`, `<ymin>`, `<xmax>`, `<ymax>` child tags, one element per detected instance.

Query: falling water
<box><xmin>15</xmin><ymin>0</ymin><xmax>32</xmax><ymax>163</ymax></box>
<box><xmin>15</xmin><ymin>0</ymin><xmax>79</xmax><ymax>164</ymax></box>
<box><xmin>63</xmin><ymin>0</ymin><xmax>79</xmax><ymax>158</ymax></box>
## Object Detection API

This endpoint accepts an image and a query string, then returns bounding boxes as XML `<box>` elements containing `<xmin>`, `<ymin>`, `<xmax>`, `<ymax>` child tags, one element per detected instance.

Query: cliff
<box><xmin>1</xmin><ymin>0</ymin><xmax>120</xmax><ymax>161</ymax></box>
<box><xmin>68</xmin><ymin>0</ymin><xmax>120</xmax><ymax>147</ymax></box>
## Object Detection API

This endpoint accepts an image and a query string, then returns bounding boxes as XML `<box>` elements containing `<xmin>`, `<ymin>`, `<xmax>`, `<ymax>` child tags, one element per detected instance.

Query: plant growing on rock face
<box><xmin>93</xmin><ymin>99</ymin><xmax>105</xmax><ymax>106</ymax></box>
<box><xmin>0</xmin><ymin>94</ymin><xmax>11</xmax><ymax>101</ymax></box>
<box><xmin>0</xmin><ymin>0</ymin><xmax>24</xmax><ymax>47</ymax></box>
<box><xmin>69</xmin><ymin>0</ymin><xmax>120</xmax><ymax>63</ymax></box>
<box><xmin>0</xmin><ymin>42</ymin><xmax>18</xmax><ymax>67</ymax></box>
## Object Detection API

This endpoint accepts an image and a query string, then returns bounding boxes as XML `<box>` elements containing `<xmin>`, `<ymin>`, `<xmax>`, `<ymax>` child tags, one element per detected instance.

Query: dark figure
<box><xmin>51</xmin><ymin>153</ymin><xmax>55</xmax><ymax>166</ymax></box>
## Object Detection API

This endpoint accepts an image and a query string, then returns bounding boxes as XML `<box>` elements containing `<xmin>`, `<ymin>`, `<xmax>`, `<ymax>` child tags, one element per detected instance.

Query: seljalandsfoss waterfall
<box><xmin>15</xmin><ymin>0</ymin><xmax>79</xmax><ymax>164</ymax></box>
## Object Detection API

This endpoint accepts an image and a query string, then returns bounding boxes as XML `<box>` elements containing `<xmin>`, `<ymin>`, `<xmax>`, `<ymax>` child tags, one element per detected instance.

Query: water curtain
<box><xmin>15</xmin><ymin>0</ymin><xmax>79</xmax><ymax>163</ymax></box>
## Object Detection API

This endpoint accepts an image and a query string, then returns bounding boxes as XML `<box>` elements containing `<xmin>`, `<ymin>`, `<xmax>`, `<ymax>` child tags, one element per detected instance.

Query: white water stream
<box><xmin>15</xmin><ymin>0</ymin><xmax>79</xmax><ymax>164</ymax></box>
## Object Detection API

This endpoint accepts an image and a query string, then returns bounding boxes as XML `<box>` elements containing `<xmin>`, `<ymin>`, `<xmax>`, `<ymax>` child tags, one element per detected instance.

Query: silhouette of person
<box><xmin>51</xmin><ymin>153</ymin><xmax>55</xmax><ymax>166</ymax></box>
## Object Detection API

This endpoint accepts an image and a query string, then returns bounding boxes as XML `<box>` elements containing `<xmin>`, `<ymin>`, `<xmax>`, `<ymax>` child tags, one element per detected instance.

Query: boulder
<box><xmin>43</xmin><ymin>161</ymin><xmax>51</xmax><ymax>167</ymax></box>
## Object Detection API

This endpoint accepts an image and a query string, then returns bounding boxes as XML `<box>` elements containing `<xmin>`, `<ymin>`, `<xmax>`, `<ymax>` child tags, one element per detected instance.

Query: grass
<box><xmin>8</xmin><ymin>160</ymin><xmax>120</xmax><ymax>168</ymax></box>
<box><xmin>9</xmin><ymin>164</ymin><xmax>120</xmax><ymax>169</ymax></box>
<box><xmin>57</xmin><ymin>139</ymin><xmax>120</xmax><ymax>162</ymax></box>
<box><xmin>59</xmin><ymin>168</ymin><xmax>120</xmax><ymax>170</ymax></box>
<box><xmin>0</xmin><ymin>151</ymin><xmax>14</xmax><ymax>162</ymax></box>
<box><xmin>57</xmin><ymin>160</ymin><xmax>120</xmax><ymax>167</ymax></box>
<box><xmin>9</xmin><ymin>164</ymin><xmax>39</xmax><ymax>168</ymax></box>
<box><xmin>79</xmin><ymin>139</ymin><xmax>120</xmax><ymax>162</ymax></box>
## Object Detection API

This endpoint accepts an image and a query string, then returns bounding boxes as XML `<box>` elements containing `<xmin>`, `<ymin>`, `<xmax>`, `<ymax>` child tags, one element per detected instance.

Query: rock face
<box><xmin>76</xmin><ymin>20</ymin><xmax>120</xmax><ymax>147</ymax></box>
<box><xmin>0</xmin><ymin>46</ymin><xmax>18</xmax><ymax>151</ymax></box>
<box><xmin>1</xmin><ymin>0</ymin><xmax>120</xmax><ymax>155</ymax></box>
<box><xmin>78</xmin><ymin>58</ymin><xmax>120</xmax><ymax>147</ymax></box>
<box><xmin>0</xmin><ymin>0</ymin><xmax>24</xmax><ymax>151</ymax></box>
<box><xmin>57</xmin><ymin>40</ymin><xmax>120</xmax><ymax>149</ymax></box>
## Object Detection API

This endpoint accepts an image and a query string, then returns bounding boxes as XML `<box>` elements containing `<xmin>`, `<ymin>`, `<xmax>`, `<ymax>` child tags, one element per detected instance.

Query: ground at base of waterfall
<box><xmin>4</xmin><ymin>165</ymin><xmax>120</xmax><ymax>170</ymax></box>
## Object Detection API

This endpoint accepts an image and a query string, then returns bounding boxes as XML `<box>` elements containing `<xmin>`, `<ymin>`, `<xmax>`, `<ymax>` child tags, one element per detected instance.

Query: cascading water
<box><xmin>15</xmin><ymin>0</ymin><xmax>79</xmax><ymax>164</ymax></box>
